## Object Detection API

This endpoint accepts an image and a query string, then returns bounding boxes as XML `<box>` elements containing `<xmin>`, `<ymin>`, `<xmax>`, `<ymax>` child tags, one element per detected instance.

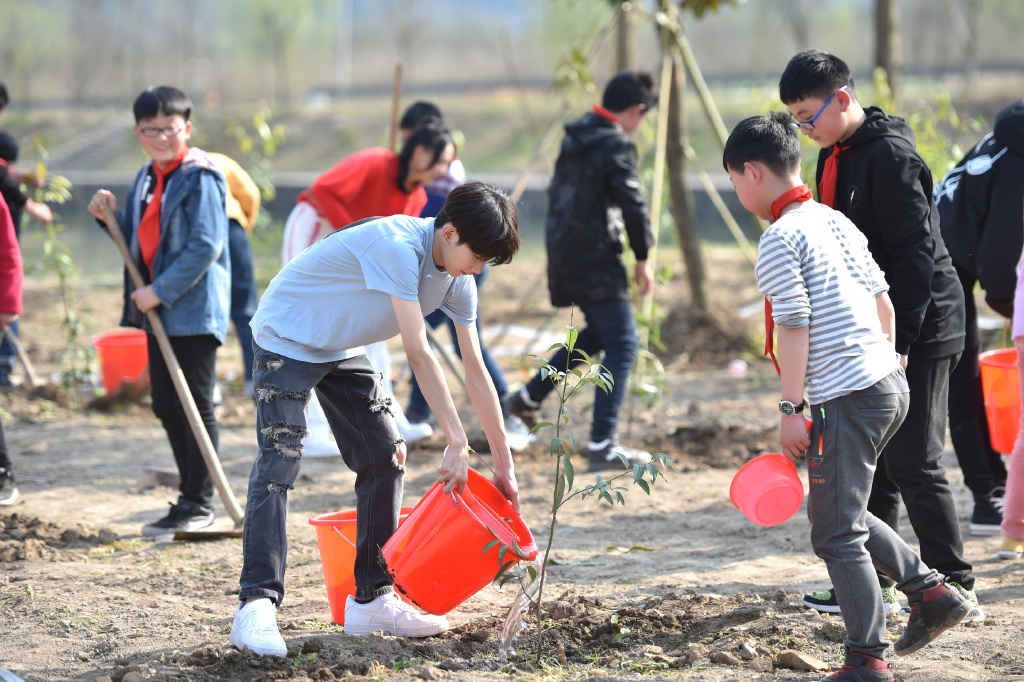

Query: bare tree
<box><xmin>615</xmin><ymin>1</ymin><xmax>635</xmax><ymax>71</ymax></box>
<box><xmin>874</xmin><ymin>0</ymin><xmax>900</xmax><ymax>98</ymax></box>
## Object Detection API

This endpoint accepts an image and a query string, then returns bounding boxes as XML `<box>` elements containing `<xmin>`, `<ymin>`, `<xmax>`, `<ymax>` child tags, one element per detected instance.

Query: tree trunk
<box><xmin>615</xmin><ymin>2</ymin><xmax>634</xmax><ymax>72</ymax></box>
<box><xmin>874</xmin><ymin>0</ymin><xmax>900</xmax><ymax>99</ymax></box>
<box><xmin>664</xmin><ymin>37</ymin><xmax>706</xmax><ymax>311</ymax></box>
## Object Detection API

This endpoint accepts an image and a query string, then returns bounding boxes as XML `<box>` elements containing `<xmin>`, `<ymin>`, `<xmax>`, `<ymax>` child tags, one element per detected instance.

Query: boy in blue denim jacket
<box><xmin>89</xmin><ymin>86</ymin><xmax>230</xmax><ymax>537</ymax></box>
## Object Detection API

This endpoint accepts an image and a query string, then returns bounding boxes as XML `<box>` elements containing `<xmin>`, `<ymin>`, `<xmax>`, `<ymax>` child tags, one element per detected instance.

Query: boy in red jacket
<box><xmin>0</xmin><ymin>192</ymin><xmax>23</xmax><ymax>505</ymax></box>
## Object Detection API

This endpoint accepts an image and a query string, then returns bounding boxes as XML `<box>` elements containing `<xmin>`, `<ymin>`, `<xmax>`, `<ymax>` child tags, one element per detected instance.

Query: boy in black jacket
<box><xmin>935</xmin><ymin>99</ymin><xmax>1024</xmax><ymax>534</ymax></box>
<box><xmin>505</xmin><ymin>71</ymin><xmax>655</xmax><ymax>471</ymax></box>
<box><xmin>779</xmin><ymin>50</ymin><xmax>979</xmax><ymax>621</ymax></box>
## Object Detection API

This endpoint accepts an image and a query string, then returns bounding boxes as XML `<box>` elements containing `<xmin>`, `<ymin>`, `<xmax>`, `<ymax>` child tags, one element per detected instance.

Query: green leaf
<box><xmin>553</xmin><ymin>472</ymin><xmax>566</xmax><ymax>505</ymax></box>
<box><xmin>531</xmin><ymin>421</ymin><xmax>553</xmax><ymax>434</ymax></box>
<box><xmin>527</xmin><ymin>565</ymin><xmax>538</xmax><ymax>581</ymax></box>
<box><xmin>482</xmin><ymin>539</ymin><xmax>501</xmax><ymax>555</ymax></box>
<box><xmin>565</xmin><ymin>325</ymin><xmax>578</xmax><ymax>350</ymax></box>
<box><xmin>636</xmin><ymin>479</ymin><xmax>651</xmax><ymax>495</ymax></box>
<box><xmin>563</xmin><ymin>454</ymin><xmax>575</xmax><ymax>491</ymax></box>
<box><xmin>498</xmin><ymin>544</ymin><xmax>509</xmax><ymax>566</ymax></box>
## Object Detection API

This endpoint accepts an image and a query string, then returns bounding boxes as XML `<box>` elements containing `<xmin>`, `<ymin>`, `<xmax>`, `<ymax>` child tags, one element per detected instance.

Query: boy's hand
<box><xmin>439</xmin><ymin>443</ymin><xmax>470</xmax><ymax>494</ymax></box>
<box><xmin>131</xmin><ymin>285</ymin><xmax>161</xmax><ymax>313</ymax></box>
<box><xmin>780</xmin><ymin>414</ymin><xmax>810</xmax><ymax>462</ymax></box>
<box><xmin>493</xmin><ymin>467</ymin><xmax>520</xmax><ymax>512</ymax></box>
<box><xmin>899</xmin><ymin>354</ymin><xmax>908</xmax><ymax>369</ymax></box>
<box><xmin>635</xmin><ymin>260</ymin><xmax>653</xmax><ymax>297</ymax></box>
<box><xmin>0</xmin><ymin>312</ymin><xmax>18</xmax><ymax>331</ymax></box>
<box><xmin>88</xmin><ymin>189</ymin><xmax>118</xmax><ymax>224</ymax></box>
<box><xmin>26</xmin><ymin>199</ymin><xmax>52</xmax><ymax>225</ymax></box>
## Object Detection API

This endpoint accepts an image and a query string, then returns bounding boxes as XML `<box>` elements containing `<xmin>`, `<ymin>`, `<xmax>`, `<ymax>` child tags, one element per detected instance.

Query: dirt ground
<box><xmin>1</xmin><ymin>249</ymin><xmax>1023</xmax><ymax>681</ymax></box>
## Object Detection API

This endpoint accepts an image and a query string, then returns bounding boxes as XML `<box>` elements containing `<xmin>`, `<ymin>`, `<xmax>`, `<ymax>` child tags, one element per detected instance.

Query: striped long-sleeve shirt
<box><xmin>756</xmin><ymin>200</ymin><xmax>900</xmax><ymax>405</ymax></box>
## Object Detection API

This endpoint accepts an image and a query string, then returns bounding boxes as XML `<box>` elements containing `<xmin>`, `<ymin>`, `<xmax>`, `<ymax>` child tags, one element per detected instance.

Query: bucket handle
<box><xmin>331</xmin><ymin>524</ymin><xmax>357</xmax><ymax>549</ymax></box>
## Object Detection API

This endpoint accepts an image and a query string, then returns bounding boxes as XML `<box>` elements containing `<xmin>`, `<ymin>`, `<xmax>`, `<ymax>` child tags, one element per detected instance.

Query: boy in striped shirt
<box><xmin>724</xmin><ymin>113</ymin><xmax>969</xmax><ymax>681</ymax></box>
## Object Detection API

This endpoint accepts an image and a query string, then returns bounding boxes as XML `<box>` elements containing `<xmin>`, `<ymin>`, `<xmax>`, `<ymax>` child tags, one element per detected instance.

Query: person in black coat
<box><xmin>505</xmin><ymin>71</ymin><xmax>656</xmax><ymax>471</ymax></box>
<box><xmin>935</xmin><ymin>99</ymin><xmax>1024</xmax><ymax>534</ymax></box>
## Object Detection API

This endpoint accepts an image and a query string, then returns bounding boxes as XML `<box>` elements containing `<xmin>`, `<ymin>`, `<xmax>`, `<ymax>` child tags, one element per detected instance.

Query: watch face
<box><xmin>779</xmin><ymin>401</ymin><xmax>795</xmax><ymax>415</ymax></box>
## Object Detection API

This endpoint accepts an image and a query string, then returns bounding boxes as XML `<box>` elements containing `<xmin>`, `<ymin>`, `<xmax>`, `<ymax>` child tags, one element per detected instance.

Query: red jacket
<box><xmin>298</xmin><ymin>147</ymin><xmax>426</xmax><ymax>228</ymax></box>
<box><xmin>0</xmin><ymin>194</ymin><xmax>22</xmax><ymax>315</ymax></box>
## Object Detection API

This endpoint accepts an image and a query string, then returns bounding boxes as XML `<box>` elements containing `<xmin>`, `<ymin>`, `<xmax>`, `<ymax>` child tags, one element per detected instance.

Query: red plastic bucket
<box><xmin>979</xmin><ymin>348</ymin><xmax>1021</xmax><ymax>454</ymax></box>
<box><xmin>308</xmin><ymin>507</ymin><xmax>413</xmax><ymax>625</ymax></box>
<box><xmin>382</xmin><ymin>468</ymin><xmax>538</xmax><ymax>615</ymax></box>
<box><xmin>92</xmin><ymin>329</ymin><xmax>148</xmax><ymax>393</ymax></box>
<box><xmin>730</xmin><ymin>453</ymin><xmax>804</xmax><ymax>526</ymax></box>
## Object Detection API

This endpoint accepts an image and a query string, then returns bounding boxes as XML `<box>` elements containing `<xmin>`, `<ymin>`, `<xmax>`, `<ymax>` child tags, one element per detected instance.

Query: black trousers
<box><xmin>0</xmin><ymin>415</ymin><xmax>9</xmax><ymax>473</ymax></box>
<box><xmin>867</xmin><ymin>353</ymin><xmax>974</xmax><ymax>589</ymax></box>
<box><xmin>146</xmin><ymin>333</ymin><xmax>220</xmax><ymax>508</ymax></box>
<box><xmin>948</xmin><ymin>267</ymin><xmax>1008</xmax><ymax>501</ymax></box>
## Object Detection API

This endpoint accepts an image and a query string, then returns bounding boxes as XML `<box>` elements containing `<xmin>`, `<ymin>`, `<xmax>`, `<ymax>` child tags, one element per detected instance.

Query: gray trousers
<box><xmin>807</xmin><ymin>369</ymin><xmax>941</xmax><ymax>659</ymax></box>
<box><xmin>238</xmin><ymin>344</ymin><xmax>405</xmax><ymax>606</ymax></box>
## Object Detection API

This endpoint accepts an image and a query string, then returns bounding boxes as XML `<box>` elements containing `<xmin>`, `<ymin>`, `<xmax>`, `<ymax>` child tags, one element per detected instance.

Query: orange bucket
<box><xmin>92</xmin><ymin>329</ymin><xmax>148</xmax><ymax>392</ymax></box>
<box><xmin>730</xmin><ymin>453</ymin><xmax>804</xmax><ymax>526</ymax></box>
<box><xmin>308</xmin><ymin>507</ymin><xmax>414</xmax><ymax>625</ymax></box>
<box><xmin>979</xmin><ymin>348</ymin><xmax>1021</xmax><ymax>454</ymax></box>
<box><xmin>382</xmin><ymin>468</ymin><xmax>538</xmax><ymax>615</ymax></box>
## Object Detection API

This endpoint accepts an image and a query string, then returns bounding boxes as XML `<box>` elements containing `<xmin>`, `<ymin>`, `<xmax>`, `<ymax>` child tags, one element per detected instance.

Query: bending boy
<box><xmin>725</xmin><ymin>113</ymin><xmax>969</xmax><ymax>681</ymax></box>
<box><xmin>230</xmin><ymin>182</ymin><xmax>521</xmax><ymax>656</ymax></box>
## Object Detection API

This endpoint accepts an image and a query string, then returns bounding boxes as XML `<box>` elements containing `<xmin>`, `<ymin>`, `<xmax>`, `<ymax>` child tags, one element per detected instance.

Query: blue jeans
<box><xmin>524</xmin><ymin>297</ymin><xmax>637</xmax><ymax>444</ymax></box>
<box><xmin>229</xmin><ymin>219</ymin><xmax>258</xmax><ymax>381</ymax></box>
<box><xmin>405</xmin><ymin>269</ymin><xmax>509</xmax><ymax>422</ymax></box>
<box><xmin>239</xmin><ymin>344</ymin><xmax>403</xmax><ymax>606</ymax></box>
<box><xmin>0</xmin><ymin>319</ymin><xmax>19</xmax><ymax>376</ymax></box>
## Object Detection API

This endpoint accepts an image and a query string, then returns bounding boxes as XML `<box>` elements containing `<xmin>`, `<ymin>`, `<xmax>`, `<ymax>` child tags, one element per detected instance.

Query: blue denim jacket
<box><xmin>109</xmin><ymin>147</ymin><xmax>230</xmax><ymax>342</ymax></box>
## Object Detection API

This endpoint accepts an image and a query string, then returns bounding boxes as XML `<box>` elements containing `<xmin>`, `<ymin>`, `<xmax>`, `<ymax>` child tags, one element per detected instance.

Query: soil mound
<box><xmin>656</xmin><ymin>303</ymin><xmax>754</xmax><ymax>367</ymax></box>
<box><xmin>0</xmin><ymin>512</ymin><xmax>118</xmax><ymax>561</ymax></box>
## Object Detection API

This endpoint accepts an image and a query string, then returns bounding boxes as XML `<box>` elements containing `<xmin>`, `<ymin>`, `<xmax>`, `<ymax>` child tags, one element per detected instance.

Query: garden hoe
<box><xmin>96</xmin><ymin>204</ymin><xmax>244</xmax><ymax>540</ymax></box>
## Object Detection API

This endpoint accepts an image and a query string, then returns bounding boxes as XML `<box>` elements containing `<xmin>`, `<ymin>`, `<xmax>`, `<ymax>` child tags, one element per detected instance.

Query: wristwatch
<box><xmin>778</xmin><ymin>399</ymin><xmax>806</xmax><ymax>416</ymax></box>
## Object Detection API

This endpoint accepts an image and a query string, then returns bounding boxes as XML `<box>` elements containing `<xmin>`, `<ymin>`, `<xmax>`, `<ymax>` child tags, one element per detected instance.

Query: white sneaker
<box><xmin>302</xmin><ymin>427</ymin><xmax>341</xmax><ymax>458</ymax></box>
<box><xmin>503</xmin><ymin>414</ymin><xmax>534</xmax><ymax>452</ymax></box>
<box><xmin>396</xmin><ymin>412</ymin><xmax>433</xmax><ymax>444</ymax></box>
<box><xmin>230</xmin><ymin>598</ymin><xmax>287</xmax><ymax>657</ymax></box>
<box><xmin>344</xmin><ymin>592</ymin><xmax>448</xmax><ymax>638</ymax></box>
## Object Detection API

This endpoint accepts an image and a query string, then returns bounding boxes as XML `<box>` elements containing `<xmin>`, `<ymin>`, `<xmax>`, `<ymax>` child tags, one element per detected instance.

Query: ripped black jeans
<box><xmin>238</xmin><ymin>343</ymin><xmax>405</xmax><ymax>606</ymax></box>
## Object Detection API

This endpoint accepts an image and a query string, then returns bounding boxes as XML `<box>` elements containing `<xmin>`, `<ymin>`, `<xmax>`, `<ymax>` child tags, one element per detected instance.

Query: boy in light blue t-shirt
<box><xmin>230</xmin><ymin>182</ymin><xmax>521</xmax><ymax>656</ymax></box>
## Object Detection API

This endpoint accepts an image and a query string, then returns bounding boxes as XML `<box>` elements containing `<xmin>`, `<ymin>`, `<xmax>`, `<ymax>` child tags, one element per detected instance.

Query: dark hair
<box><xmin>0</xmin><ymin>83</ymin><xmax>8</xmax><ymax>112</ymax></box>
<box><xmin>434</xmin><ymin>182</ymin><xmax>519</xmax><ymax>266</ymax></box>
<box><xmin>779</xmin><ymin>50</ymin><xmax>854</xmax><ymax>104</ymax></box>
<box><xmin>722</xmin><ymin>112</ymin><xmax>802</xmax><ymax>177</ymax></box>
<box><xmin>602</xmin><ymin>70</ymin><xmax>657</xmax><ymax>112</ymax></box>
<box><xmin>132</xmin><ymin>85</ymin><xmax>192</xmax><ymax>123</ymax></box>
<box><xmin>0</xmin><ymin>132</ymin><xmax>18</xmax><ymax>163</ymax></box>
<box><xmin>400</xmin><ymin>101</ymin><xmax>443</xmax><ymax>131</ymax></box>
<box><xmin>397</xmin><ymin>118</ymin><xmax>454</xmax><ymax>191</ymax></box>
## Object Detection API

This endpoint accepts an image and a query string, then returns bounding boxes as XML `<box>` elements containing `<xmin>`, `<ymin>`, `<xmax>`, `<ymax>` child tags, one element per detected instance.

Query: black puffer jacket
<box><xmin>545</xmin><ymin>111</ymin><xmax>653</xmax><ymax>307</ymax></box>
<box><xmin>816</xmin><ymin>106</ymin><xmax>965</xmax><ymax>358</ymax></box>
<box><xmin>935</xmin><ymin>99</ymin><xmax>1024</xmax><ymax>317</ymax></box>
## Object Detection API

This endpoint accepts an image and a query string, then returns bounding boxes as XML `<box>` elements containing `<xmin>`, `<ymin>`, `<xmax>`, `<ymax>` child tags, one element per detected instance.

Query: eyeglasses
<box><xmin>791</xmin><ymin>86</ymin><xmax>847</xmax><ymax>131</ymax></box>
<box><xmin>137</xmin><ymin>125</ymin><xmax>185</xmax><ymax>138</ymax></box>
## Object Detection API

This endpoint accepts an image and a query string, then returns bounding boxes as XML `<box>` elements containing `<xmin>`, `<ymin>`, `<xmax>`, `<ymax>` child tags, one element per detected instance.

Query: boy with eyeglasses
<box><xmin>778</xmin><ymin>51</ymin><xmax>978</xmax><ymax>623</ymax></box>
<box><xmin>88</xmin><ymin>86</ymin><xmax>230</xmax><ymax>537</ymax></box>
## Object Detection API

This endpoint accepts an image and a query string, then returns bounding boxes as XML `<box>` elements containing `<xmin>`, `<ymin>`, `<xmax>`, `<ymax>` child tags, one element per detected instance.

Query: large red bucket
<box><xmin>382</xmin><ymin>468</ymin><xmax>538</xmax><ymax>615</ymax></box>
<box><xmin>92</xmin><ymin>329</ymin><xmax>148</xmax><ymax>392</ymax></box>
<box><xmin>979</xmin><ymin>348</ymin><xmax>1021</xmax><ymax>454</ymax></box>
<box><xmin>308</xmin><ymin>507</ymin><xmax>413</xmax><ymax>625</ymax></box>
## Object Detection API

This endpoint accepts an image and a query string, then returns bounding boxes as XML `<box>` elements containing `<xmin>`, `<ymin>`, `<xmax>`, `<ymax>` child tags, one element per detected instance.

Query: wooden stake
<box><xmin>97</xmin><ymin>208</ymin><xmax>243</xmax><ymax>527</ymax></box>
<box><xmin>388</xmin><ymin>63</ymin><xmax>403</xmax><ymax>152</ymax></box>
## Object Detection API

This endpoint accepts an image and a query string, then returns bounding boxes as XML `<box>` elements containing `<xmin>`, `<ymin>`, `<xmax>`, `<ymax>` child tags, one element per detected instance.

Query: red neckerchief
<box><xmin>592</xmin><ymin>104</ymin><xmax>619</xmax><ymax>123</ymax></box>
<box><xmin>138</xmin><ymin>148</ymin><xmax>188</xmax><ymax>276</ymax></box>
<box><xmin>763</xmin><ymin>184</ymin><xmax>813</xmax><ymax>375</ymax></box>
<box><xmin>818</xmin><ymin>144</ymin><xmax>850</xmax><ymax>208</ymax></box>
<box><xmin>0</xmin><ymin>159</ymin><xmax>8</xmax><ymax>167</ymax></box>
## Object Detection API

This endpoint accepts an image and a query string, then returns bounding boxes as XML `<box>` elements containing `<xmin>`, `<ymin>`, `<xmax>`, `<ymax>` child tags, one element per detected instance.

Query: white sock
<box><xmin>588</xmin><ymin>439</ymin><xmax>611</xmax><ymax>451</ymax></box>
<box><xmin>518</xmin><ymin>387</ymin><xmax>539</xmax><ymax>408</ymax></box>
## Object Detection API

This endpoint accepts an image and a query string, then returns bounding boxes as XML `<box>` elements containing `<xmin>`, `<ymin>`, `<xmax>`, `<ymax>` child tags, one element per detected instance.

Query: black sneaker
<box><xmin>969</xmin><ymin>494</ymin><xmax>1004</xmax><ymax>536</ymax></box>
<box><xmin>142</xmin><ymin>499</ymin><xmax>215</xmax><ymax>537</ymax></box>
<box><xmin>504</xmin><ymin>389</ymin><xmax>539</xmax><ymax>429</ymax></box>
<box><xmin>893</xmin><ymin>582</ymin><xmax>970</xmax><ymax>656</ymax></box>
<box><xmin>587</xmin><ymin>442</ymin><xmax>652</xmax><ymax>471</ymax></box>
<box><xmin>823</xmin><ymin>652</ymin><xmax>893</xmax><ymax>681</ymax></box>
<box><xmin>0</xmin><ymin>469</ymin><xmax>19</xmax><ymax>506</ymax></box>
